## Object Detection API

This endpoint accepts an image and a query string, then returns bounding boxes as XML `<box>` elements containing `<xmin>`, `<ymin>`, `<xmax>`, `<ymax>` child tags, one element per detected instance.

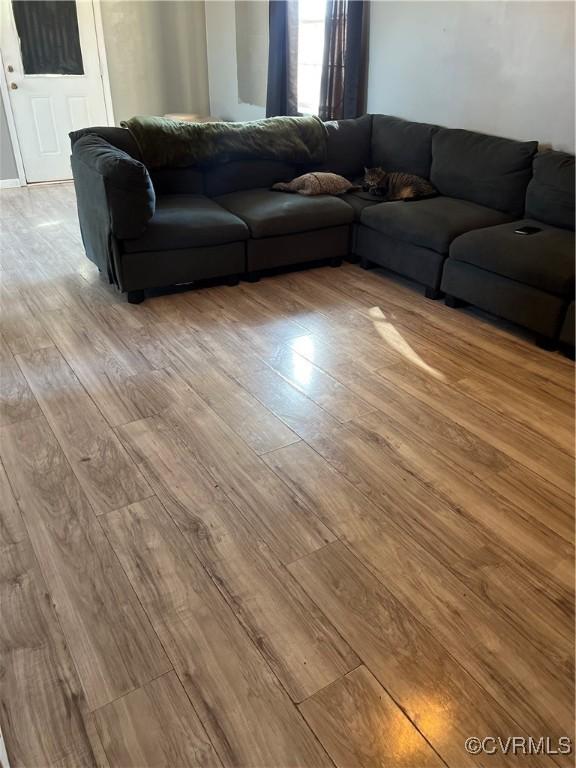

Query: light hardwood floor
<box><xmin>0</xmin><ymin>182</ymin><xmax>574</xmax><ymax>768</ymax></box>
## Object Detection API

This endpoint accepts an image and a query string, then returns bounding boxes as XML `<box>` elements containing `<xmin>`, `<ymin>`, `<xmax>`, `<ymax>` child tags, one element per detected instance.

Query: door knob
<box><xmin>7</xmin><ymin>65</ymin><xmax>14</xmax><ymax>72</ymax></box>
<box><xmin>10</xmin><ymin>82</ymin><xmax>18</xmax><ymax>89</ymax></box>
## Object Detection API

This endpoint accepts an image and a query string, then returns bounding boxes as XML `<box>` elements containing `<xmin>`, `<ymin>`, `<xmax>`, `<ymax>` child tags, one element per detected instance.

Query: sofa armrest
<box><xmin>72</xmin><ymin>133</ymin><xmax>155</xmax><ymax>240</ymax></box>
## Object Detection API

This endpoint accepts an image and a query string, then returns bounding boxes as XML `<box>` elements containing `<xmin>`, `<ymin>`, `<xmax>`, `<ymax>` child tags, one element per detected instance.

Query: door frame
<box><xmin>0</xmin><ymin>0</ymin><xmax>115</xmax><ymax>187</ymax></box>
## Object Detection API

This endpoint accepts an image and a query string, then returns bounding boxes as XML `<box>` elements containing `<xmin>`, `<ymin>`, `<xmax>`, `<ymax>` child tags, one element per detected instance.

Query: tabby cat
<box><xmin>362</xmin><ymin>167</ymin><xmax>437</xmax><ymax>201</ymax></box>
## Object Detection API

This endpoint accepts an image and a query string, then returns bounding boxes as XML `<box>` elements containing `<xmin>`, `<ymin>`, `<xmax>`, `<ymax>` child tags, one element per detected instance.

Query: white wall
<box><xmin>367</xmin><ymin>1</ymin><xmax>575</xmax><ymax>152</ymax></box>
<box><xmin>205</xmin><ymin>0</ymin><xmax>268</xmax><ymax>121</ymax></box>
<box><xmin>236</xmin><ymin>0</ymin><xmax>268</xmax><ymax>108</ymax></box>
<box><xmin>100</xmin><ymin>0</ymin><xmax>210</xmax><ymax>123</ymax></box>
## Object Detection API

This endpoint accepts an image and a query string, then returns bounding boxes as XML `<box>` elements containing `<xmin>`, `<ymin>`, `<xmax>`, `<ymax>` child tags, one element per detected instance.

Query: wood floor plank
<box><xmin>238</xmin><ymin>366</ymin><xmax>573</xmax><ymax>653</ymax></box>
<box><xmin>0</xmin><ymin>275</ymin><xmax>53</xmax><ymax>355</ymax></box>
<box><xmin>458</xmin><ymin>373</ymin><xmax>574</xmax><ymax>456</ymax></box>
<box><xmin>350</xmin><ymin>527</ymin><xmax>573</xmax><ymax>739</ymax></box>
<box><xmin>291</xmin><ymin>542</ymin><xmax>561</xmax><ymax>768</ymax></box>
<box><xmin>17</xmin><ymin>346</ymin><xmax>152</xmax><ymax>514</ymax></box>
<box><xmin>327</xmin><ymin>265</ymin><xmax>575</xmax><ymax>386</ymax></box>
<box><xmin>113</xmin><ymin>365</ymin><xmax>198</xmax><ymax>426</ymax></box>
<box><xmin>95</xmin><ymin>671</ymin><xmax>222</xmax><ymax>768</ymax></box>
<box><xmin>102</xmin><ymin>497</ymin><xmax>332</xmax><ymax>768</ymax></box>
<box><xmin>233</xmin><ymin>279</ymin><xmax>344</xmax><ymax>337</ymax></box>
<box><xmin>118</xmin><ymin>416</ymin><xmax>358</xmax><ymax>701</ymax></box>
<box><xmin>41</xmin><ymin>305</ymin><xmax>153</xmax><ymax>426</ymax></box>
<box><xmin>0</xmin><ymin>458</ymin><xmax>26</xmax><ymax>549</ymax></box>
<box><xmin>236</xmin><ymin>364</ymin><xmax>341</xmax><ymax>442</ymax></box>
<box><xmin>89</xmin><ymin>303</ymin><xmax>266</xmax><ymax>381</ymax></box>
<box><xmin>175</xmin><ymin>362</ymin><xmax>300</xmax><ymax>455</ymax></box>
<box><xmin>350</xmin><ymin>409</ymin><xmax>574</xmax><ymax>594</ymax></box>
<box><xmin>263</xmin><ymin>345</ymin><xmax>376</xmax><ymax>422</ymax></box>
<box><xmin>0</xmin><ymin>538</ymin><xmax>107</xmax><ymax>768</ymax></box>
<box><xmin>263</xmin><ymin>441</ymin><xmax>573</xmax><ymax>738</ymax></box>
<box><xmin>0</xmin><ymin>334</ymin><xmax>42</xmax><ymax>427</ymax></box>
<box><xmin>0</xmin><ymin>416</ymin><xmax>171</xmax><ymax>710</ymax></box>
<box><xmin>201</xmin><ymin>283</ymin><xmax>312</xmax><ymax>350</ymax></box>
<box><xmin>285</xmin><ymin>330</ymin><xmax>401</xmax><ymax>376</ymax></box>
<box><xmin>486</xmin><ymin>462</ymin><xmax>574</xmax><ymax>544</ymax></box>
<box><xmin>316</xmin><ymin>413</ymin><xmax>573</xmax><ymax>657</ymax></box>
<box><xmin>376</xmin><ymin>361</ymin><xmax>574</xmax><ymax>494</ymax></box>
<box><xmin>265</xmin><ymin>435</ymin><xmax>574</xmax><ymax>665</ymax></box>
<box><xmin>318</xmin><ymin>266</ymin><xmax>576</xmax><ymax>402</ymax></box>
<box><xmin>117</xmin><ymin>371</ymin><xmax>335</xmax><ymax>564</ymax></box>
<box><xmin>299</xmin><ymin>665</ymin><xmax>444</xmax><ymax>768</ymax></box>
<box><xmin>336</xmin><ymin>364</ymin><xmax>510</xmax><ymax>479</ymax></box>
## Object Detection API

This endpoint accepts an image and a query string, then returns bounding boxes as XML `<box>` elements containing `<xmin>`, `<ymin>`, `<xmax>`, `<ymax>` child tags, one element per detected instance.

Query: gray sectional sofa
<box><xmin>70</xmin><ymin>114</ymin><xmax>575</xmax><ymax>352</ymax></box>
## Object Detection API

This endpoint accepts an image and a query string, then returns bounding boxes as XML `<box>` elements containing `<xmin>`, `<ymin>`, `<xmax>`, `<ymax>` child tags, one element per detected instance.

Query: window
<box><xmin>12</xmin><ymin>0</ymin><xmax>84</xmax><ymax>75</ymax></box>
<box><xmin>297</xmin><ymin>0</ymin><xmax>326</xmax><ymax>115</ymax></box>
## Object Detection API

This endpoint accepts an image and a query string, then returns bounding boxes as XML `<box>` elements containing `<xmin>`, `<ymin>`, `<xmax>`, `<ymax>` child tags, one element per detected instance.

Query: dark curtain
<box><xmin>266</xmin><ymin>0</ymin><xmax>299</xmax><ymax>117</ymax></box>
<box><xmin>12</xmin><ymin>0</ymin><xmax>84</xmax><ymax>75</ymax></box>
<box><xmin>319</xmin><ymin>0</ymin><xmax>368</xmax><ymax>121</ymax></box>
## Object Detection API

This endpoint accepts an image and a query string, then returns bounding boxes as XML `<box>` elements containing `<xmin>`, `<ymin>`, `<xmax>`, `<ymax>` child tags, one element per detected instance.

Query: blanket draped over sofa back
<box><xmin>120</xmin><ymin>115</ymin><xmax>328</xmax><ymax>169</ymax></box>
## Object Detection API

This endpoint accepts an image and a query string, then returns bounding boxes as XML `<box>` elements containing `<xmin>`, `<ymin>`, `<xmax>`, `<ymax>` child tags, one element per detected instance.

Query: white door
<box><xmin>1</xmin><ymin>0</ymin><xmax>109</xmax><ymax>183</ymax></box>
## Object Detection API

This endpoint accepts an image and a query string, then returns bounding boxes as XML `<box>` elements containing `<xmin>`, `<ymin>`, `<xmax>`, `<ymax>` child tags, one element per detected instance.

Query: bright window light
<box><xmin>297</xmin><ymin>0</ymin><xmax>326</xmax><ymax>115</ymax></box>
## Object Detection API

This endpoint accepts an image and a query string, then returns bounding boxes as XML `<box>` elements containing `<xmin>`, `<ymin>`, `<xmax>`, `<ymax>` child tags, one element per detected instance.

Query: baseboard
<box><xmin>0</xmin><ymin>178</ymin><xmax>21</xmax><ymax>189</ymax></box>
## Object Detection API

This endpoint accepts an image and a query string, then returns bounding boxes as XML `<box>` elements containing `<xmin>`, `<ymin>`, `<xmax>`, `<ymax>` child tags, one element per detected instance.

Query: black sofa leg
<box><xmin>535</xmin><ymin>335</ymin><xmax>558</xmax><ymax>352</ymax></box>
<box><xmin>225</xmin><ymin>274</ymin><xmax>240</xmax><ymax>287</ymax></box>
<box><xmin>330</xmin><ymin>257</ymin><xmax>343</xmax><ymax>268</ymax></box>
<box><xmin>360</xmin><ymin>256</ymin><xmax>374</xmax><ymax>270</ymax></box>
<box><xmin>445</xmin><ymin>294</ymin><xmax>466</xmax><ymax>308</ymax></box>
<box><xmin>127</xmin><ymin>289</ymin><xmax>145</xmax><ymax>304</ymax></box>
<box><xmin>245</xmin><ymin>271</ymin><xmax>262</xmax><ymax>283</ymax></box>
<box><xmin>425</xmin><ymin>287</ymin><xmax>442</xmax><ymax>300</ymax></box>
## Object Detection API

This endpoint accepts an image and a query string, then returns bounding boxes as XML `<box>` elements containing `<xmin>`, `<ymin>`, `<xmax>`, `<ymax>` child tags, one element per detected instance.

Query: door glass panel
<box><xmin>12</xmin><ymin>0</ymin><xmax>84</xmax><ymax>75</ymax></box>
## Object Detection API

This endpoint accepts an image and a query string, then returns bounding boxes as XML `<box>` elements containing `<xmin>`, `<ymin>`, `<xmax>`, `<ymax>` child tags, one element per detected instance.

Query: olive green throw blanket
<box><xmin>121</xmin><ymin>115</ymin><xmax>328</xmax><ymax>169</ymax></box>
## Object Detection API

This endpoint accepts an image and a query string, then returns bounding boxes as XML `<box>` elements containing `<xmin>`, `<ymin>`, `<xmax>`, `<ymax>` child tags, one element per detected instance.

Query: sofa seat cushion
<box><xmin>215</xmin><ymin>188</ymin><xmax>354</xmax><ymax>238</ymax></box>
<box><xmin>343</xmin><ymin>192</ymin><xmax>382</xmax><ymax>221</ymax></box>
<box><xmin>360</xmin><ymin>196</ymin><xmax>512</xmax><ymax>254</ymax></box>
<box><xmin>450</xmin><ymin>219</ymin><xmax>575</xmax><ymax>297</ymax></box>
<box><xmin>123</xmin><ymin>195</ymin><xmax>249</xmax><ymax>253</ymax></box>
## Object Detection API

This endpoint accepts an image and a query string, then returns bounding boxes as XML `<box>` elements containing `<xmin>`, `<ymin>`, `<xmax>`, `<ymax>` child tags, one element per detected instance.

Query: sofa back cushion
<box><xmin>431</xmin><ymin>128</ymin><xmax>538</xmax><ymax>216</ymax></box>
<box><xmin>371</xmin><ymin>115</ymin><xmax>438</xmax><ymax>178</ymax></box>
<box><xmin>72</xmin><ymin>134</ymin><xmax>155</xmax><ymax>239</ymax></box>
<box><xmin>204</xmin><ymin>160</ymin><xmax>295</xmax><ymax>197</ymax></box>
<box><xmin>150</xmin><ymin>167</ymin><xmax>205</xmax><ymax>195</ymax></box>
<box><xmin>525</xmin><ymin>150</ymin><xmax>575</xmax><ymax>230</ymax></box>
<box><xmin>314</xmin><ymin>115</ymin><xmax>372</xmax><ymax>179</ymax></box>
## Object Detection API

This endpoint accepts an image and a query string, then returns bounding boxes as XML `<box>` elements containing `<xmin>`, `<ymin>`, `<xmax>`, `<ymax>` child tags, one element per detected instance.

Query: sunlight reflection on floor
<box><xmin>368</xmin><ymin>306</ymin><xmax>446</xmax><ymax>381</ymax></box>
